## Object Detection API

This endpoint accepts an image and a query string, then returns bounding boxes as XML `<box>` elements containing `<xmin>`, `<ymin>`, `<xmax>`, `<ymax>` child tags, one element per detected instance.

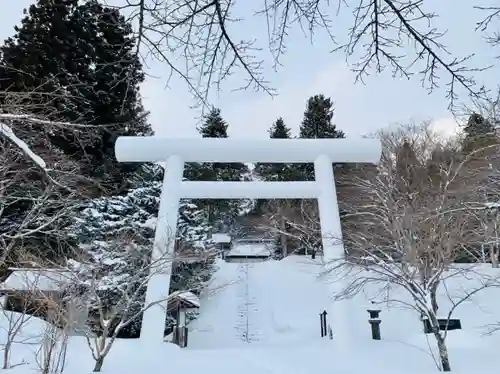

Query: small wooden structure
<box><xmin>211</xmin><ymin>233</ymin><xmax>232</xmax><ymax>258</ymax></box>
<box><xmin>0</xmin><ymin>268</ymin><xmax>89</xmax><ymax>334</ymax></box>
<box><xmin>423</xmin><ymin>318</ymin><xmax>462</xmax><ymax>334</ymax></box>
<box><xmin>168</xmin><ymin>291</ymin><xmax>200</xmax><ymax>348</ymax></box>
<box><xmin>225</xmin><ymin>238</ymin><xmax>274</xmax><ymax>263</ymax></box>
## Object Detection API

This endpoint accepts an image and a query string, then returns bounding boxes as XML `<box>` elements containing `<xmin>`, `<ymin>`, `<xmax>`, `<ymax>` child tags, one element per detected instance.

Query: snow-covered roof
<box><xmin>238</xmin><ymin>238</ymin><xmax>275</xmax><ymax>245</ymax></box>
<box><xmin>227</xmin><ymin>244</ymin><xmax>271</xmax><ymax>258</ymax></box>
<box><xmin>212</xmin><ymin>233</ymin><xmax>231</xmax><ymax>243</ymax></box>
<box><xmin>484</xmin><ymin>202</ymin><xmax>500</xmax><ymax>209</ymax></box>
<box><xmin>169</xmin><ymin>290</ymin><xmax>200</xmax><ymax>308</ymax></box>
<box><xmin>178</xmin><ymin>291</ymin><xmax>200</xmax><ymax>308</ymax></box>
<box><xmin>1</xmin><ymin>268</ymin><xmax>73</xmax><ymax>292</ymax></box>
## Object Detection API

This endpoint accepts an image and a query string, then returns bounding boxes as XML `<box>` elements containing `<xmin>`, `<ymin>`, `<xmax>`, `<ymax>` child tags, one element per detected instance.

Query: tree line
<box><xmin>0</xmin><ymin>0</ymin><xmax>215</xmax><ymax>347</ymax></box>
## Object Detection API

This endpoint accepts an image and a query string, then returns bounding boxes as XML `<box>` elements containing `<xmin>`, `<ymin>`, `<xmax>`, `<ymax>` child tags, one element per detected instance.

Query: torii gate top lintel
<box><xmin>115</xmin><ymin>137</ymin><xmax>382</xmax><ymax>164</ymax></box>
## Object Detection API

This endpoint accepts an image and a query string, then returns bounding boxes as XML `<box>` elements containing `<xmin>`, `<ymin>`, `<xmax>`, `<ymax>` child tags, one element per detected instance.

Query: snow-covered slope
<box><xmin>190</xmin><ymin>257</ymin><xmax>500</xmax><ymax>349</ymax></box>
<box><xmin>345</xmin><ymin>264</ymin><xmax>500</xmax><ymax>343</ymax></box>
<box><xmin>186</xmin><ymin>254</ymin><xmax>500</xmax><ymax>372</ymax></box>
<box><xmin>189</xmin><ymin>256</ymin><xmax>339</xmax><ymax>348</ymax></box>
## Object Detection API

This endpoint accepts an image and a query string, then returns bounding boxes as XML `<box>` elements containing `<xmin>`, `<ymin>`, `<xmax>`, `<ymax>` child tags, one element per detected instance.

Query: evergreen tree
<box><xmin>255</xmin><ymin>117</ymin><xmax>295</xmax><ymax>181</ymax></box>
<box><xmin>197</xmin><ymin>108</ymin><xmax>229</xmax><ymax>138</ymax></box>
<box><xmin>462</xmin><ymin>113</ymin><xmax>498</xmax><ymax>153</ymax></box>
<box><xmin>68</xmin><ymin>164</ymin><xmax>213</xmax><ymax>338</ymax></box>
<box><xmin>253</xmin><ymin>118</ymin><xmax>297</xmax><ymax>213</ymax></box>
<box><xmin>270</xmin><ymin>117</ymin><xmax>291</xmax><ymax>138</ymax></box>
<box><xmin>0</xmin><ymin>0</ymin><xmax>152</xmax><ymax>194</ymax></box>
<box><xmin>190</xmin><ymin>108</ymin><xmax>250</xmax><ymax>227</ymax></box>
<box><xmin>297</xmin><ymin>94</ymin><xmax>345</xmax><ymax>180</ymax></box>
<box><xmin>299</xmin><ymin>95</ymin><xmax>345</xmax><ymax>139</ymax></box>
<box><xmin>464</xmin><ymin>113</ymin><xmax>495</xmax><ymax>137</ymax></box>
<box><xmin>67</xmin><ymin>180</ymin><xmax>158</xmax><ymax>338</ymax></box>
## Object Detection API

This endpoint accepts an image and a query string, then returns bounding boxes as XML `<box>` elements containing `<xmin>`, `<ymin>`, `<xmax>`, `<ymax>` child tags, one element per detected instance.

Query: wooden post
<box><xmin>178</xmin><ymin>327</ymin><xmax>186</xmax><ymax>348</ymax></box>
<box><xmin>320</xmin><ymin>310</ymin><xmax>328</xmax><ymax>337</ymax></box>
<box><xmin>176</xmin><ymin>303</ymin><xmax>181</xmax><ymax>327</ymax></box>
<box><xmin>181</xmin><ymin>326</ymin><xmax>188</xmax><ymax>348</ymax></box>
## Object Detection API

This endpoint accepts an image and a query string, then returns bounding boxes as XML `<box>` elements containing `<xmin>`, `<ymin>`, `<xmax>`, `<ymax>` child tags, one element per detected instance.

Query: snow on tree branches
<box><xmin>66</xmin><ymin>164</ymin><xmax>214</xmax><ymax>345</ymax></box>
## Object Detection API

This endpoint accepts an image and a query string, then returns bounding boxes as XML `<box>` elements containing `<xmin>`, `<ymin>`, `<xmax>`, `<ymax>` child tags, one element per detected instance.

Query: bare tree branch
<box><xmin>104</xmin><ymin>0</ymin><xmax>493</xmax><ymax>109</ymax></box>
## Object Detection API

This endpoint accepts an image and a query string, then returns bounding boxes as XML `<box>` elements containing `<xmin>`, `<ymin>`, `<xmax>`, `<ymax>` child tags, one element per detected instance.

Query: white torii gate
<box><xmin>115</xmin><ymin>137</ymin><xmax>382</xmax><ymax>342</ymax></box>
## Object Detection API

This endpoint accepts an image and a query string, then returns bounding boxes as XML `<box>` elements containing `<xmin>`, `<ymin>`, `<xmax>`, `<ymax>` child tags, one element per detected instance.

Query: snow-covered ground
<box><xmin>188</xmin><ymin>255</ymin><xmax>500</xmax><ymax>372</ymax></box>
<box><xmin>189</xmin><ymin>257</ymin><xmax>329</xmax><ymax>348</ymax></box>
<box><xmin>2</xmin><ymin>255</ymin><xmax>500</xmax><ymax>373</ymax></box>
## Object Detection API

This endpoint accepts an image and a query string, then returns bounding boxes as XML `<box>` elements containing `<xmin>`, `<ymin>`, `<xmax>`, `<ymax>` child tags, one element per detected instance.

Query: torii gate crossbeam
<box><xmin>114</xmin><ymin>137</ymin><xmax>381</xmax><ymax>343</ymax></box>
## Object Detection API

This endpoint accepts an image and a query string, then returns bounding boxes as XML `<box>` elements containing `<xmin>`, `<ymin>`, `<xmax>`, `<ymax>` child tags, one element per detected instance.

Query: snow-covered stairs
<box><xmin>189</xmin><ymin>259</ymin><xmax>268</xmax><ymax>348</ymax></box>
<box><xmin>245</xmin><ymin>263</ymin><xmax>263</xmax><ymax>343</ymax></box>
<box><xmin>188</xmin><ymin>256</ymin><xmax>332</xmax><ymax>349</ymax></box>
<box><xmin>235</xmin><ymin>263</ymin><xmax>250</xmax><ymax>342</ymax></box>
<box><xmin>235</xmin><ymin>263</ymin><xmax>262</xmax><ymax>343</ymax></box>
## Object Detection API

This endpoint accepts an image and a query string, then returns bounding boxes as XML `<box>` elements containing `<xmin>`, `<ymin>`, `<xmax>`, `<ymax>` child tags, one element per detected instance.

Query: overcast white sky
<box><xmin>1</xmin><ymin>0</ymin><xmax>499</xmax><ymax>139</ymax></box>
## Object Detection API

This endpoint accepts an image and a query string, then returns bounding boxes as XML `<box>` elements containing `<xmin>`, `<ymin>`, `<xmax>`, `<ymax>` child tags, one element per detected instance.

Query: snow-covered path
<box><xmin>236</xmin><ymin>263</ymin><xmax>254</xmax><ymax>343</ymax></box>
<box><xmin>188</xmin><ymin>256</ymin><xmax>332</xmax><ymax>349</ymax></box>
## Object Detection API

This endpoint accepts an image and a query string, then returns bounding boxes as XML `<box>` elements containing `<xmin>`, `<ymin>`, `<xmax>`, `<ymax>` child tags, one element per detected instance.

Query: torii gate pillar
<box><xmin>315</xmin><ymin>154</ymin><xmax>344</xmax><ymax>264</ymax></box>
<box><xmin>140</xmin><ymin>155</ymin><xmax>184</xmax><ymax>341</ymax></box>
<box><xmin>115</xmin><ymin>137</ymin><xmax>381</xmax><ymax>343</ymax></box>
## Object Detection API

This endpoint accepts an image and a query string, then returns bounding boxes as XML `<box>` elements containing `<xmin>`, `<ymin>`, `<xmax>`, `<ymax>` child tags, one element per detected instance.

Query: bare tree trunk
<box><xmin>491</xmin><ymin>245</ymin><xmax>499</xmax><ymax>268</ymax></box>
<box><xmin>480</xmin><ymin>243</ymin><xmax>486</xmax><ymax>263</ymax></box>
<box><xmin>430</xmin><ymin>283</ymin><xmax>439</xmax><ymax>314</ymax></box>
<box><xmin>93</xmin><ymin>356</ymin><xmax>104</xmax><ymax>372</ymax></box>
<box><xmin>418</xmin><ymin>258</ymin><xmax>428</xmax><ymax>285</ymax></box>
<box><xmin>279</xmin><ymin>212</ymin><xmax>287</xmax><ymax>257</ymax></box>
<box><xmin>434</xmin><ymin>330</ymin><xmax>451</xmax><ymax>372</ymax></box>
<box><xmin>428</xmin><ymin>307</ymin><xmax>451</xmax><ymax>372</ymax></box>
<box><xmin>3</xmin><ymin>340</ymin><xmax>11</xmax><ymax>369</ymax></box>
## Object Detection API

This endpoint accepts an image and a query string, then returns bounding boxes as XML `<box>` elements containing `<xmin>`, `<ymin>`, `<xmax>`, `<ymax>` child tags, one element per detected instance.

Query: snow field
<box><xmin>2</xmin><ymin>256</ymin><xmax>500</xmax><ymax>373</ymax></box>
<box><xmin>186</xmin><ymin>255</ymin><xmax>500</xmax><ymax>373</ymax></box>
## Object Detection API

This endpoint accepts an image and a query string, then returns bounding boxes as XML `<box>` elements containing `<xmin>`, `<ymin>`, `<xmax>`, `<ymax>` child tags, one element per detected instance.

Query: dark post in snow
<box><xmin>319</xmin><ymin>310</ymin><xmax>328</xmax><ymax>337</ymax></box>
<box><xmin>367</xmin><ymin>309</ymin><xmax>381</xmax><ymax>340</ymax></box>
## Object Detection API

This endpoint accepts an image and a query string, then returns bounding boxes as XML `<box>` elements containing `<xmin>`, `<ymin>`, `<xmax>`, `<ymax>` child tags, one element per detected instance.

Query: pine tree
<box><xmin>0</xmin><ymin>0</ymin><xmax>152</xmax><ymax>194</ymax></box>
<box><xmin>462</xmin><ymin>113</ymin><xmax>497</xmax><ymax>153</ymax></box>
<box><xmin>68</xmin><ymin>164</ymin><xmax>213</xmax><ymax>337</ymax></box>
<box><xmin>253</xmin><ymin>118</ymin><xmax>297</xmax><ymax>214</ymax></box>
<box><xmin>197</xmin><ymin>108</ymin><xmax>229</xmax><ymax>138</ymax></box>
<box><xmin>68</xmin><ymin>182</ymin><xmax>157</xmax><ymax>338</ymax></box>
<box><xmin>191</xmin><ymin>108</ymin><xmax>250</xmax><ymax>227</ymax></box>
<box><xmin>269</xmin><ymin>117</ymin><xmax>291</xmax><ymax>138</ymax></box>
<box><xmin>299</xmin><ymin>95</ymin><xmax>345</xmax><ymax>139</ymax></box>
<box><xmin>252</xmin><ymin>118</ymin><xmax>300</xmax><ymax>251</ymax></box>
<box><xmin>297</xmin><ymin>94</ymin><xmax>345</xmax><ymax>180</ymax></box>
<box><xmin>255</xmin><ymin>117</ymin><xmax>295</xmax><ymax>181</ymax></box>
<box><xmin>464</xmin><ymin>113</ymin><xmax>495</xmax><ymax>137</ymax></box>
